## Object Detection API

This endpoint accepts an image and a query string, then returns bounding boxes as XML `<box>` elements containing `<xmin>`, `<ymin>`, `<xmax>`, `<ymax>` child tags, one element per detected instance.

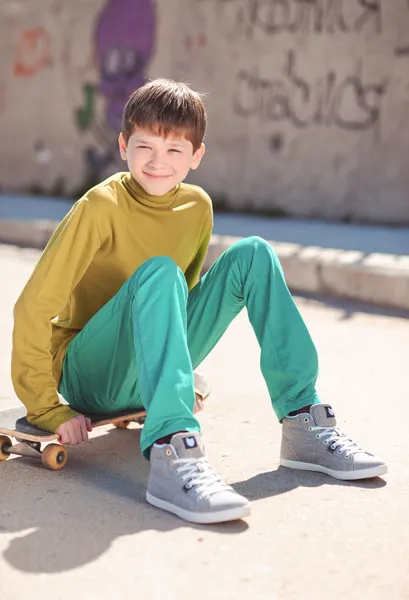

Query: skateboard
<box><xmin>0</xmin><ymin>372</ymin><xmax>211</xmax><ymax>471</ymax></box>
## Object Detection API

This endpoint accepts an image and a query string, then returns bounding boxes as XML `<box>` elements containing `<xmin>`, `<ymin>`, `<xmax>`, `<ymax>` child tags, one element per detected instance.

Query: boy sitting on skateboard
<box><xmin>12</xmin><ymin>79</ymin><xmax>387</xmax><ymax>524</ymax></box>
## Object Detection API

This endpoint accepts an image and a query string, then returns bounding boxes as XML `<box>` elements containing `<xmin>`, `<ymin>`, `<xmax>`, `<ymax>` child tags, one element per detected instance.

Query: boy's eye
<box><xmin>137</xmin><ymin>145</ymin><xmax>150</xmax><ymax>149</ymax></box>
<box><xmin>169</xmin><ymin>149</ymin><xmax>182</xmax><ymax>153</ymax></box>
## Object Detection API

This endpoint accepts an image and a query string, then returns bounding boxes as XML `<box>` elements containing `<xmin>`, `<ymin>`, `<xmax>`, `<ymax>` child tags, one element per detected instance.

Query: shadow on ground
<box><xmin>1</xmin><ymin>425</ymin><xmax>387</xmax><ymax>575</ymax></box>
<box><xmin>295</xmin><ymin>291</ymin><xmax>409</xmax><ymax>321</ymax></box>
<box><xmin>0</xmin><ymin>427</ymin><xmax>248</xmax><ymax>574</ymax></box>
<box><xmin>232</xmin><ymin>467</ymin><xmax>386</xmax><ymax>501</ymax></box>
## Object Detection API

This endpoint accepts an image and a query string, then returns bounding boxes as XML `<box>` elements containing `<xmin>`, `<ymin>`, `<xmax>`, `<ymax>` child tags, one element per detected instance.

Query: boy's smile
<box><xmin>119</xmin><ymin>127</ymin><xmax>205</xmax><ymax>196</ymax></box>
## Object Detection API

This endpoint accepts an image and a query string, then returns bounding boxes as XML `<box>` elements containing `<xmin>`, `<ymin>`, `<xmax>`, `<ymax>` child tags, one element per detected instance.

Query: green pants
<box><xmin>59</xmin><ymin>237</ymin><xmax>319</xmax><ymax>459</ymax></box>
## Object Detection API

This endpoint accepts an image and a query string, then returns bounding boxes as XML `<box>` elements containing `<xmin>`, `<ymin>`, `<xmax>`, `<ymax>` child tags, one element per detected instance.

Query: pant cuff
<box><xmin>276</xmin><ymin>391</ymin><xmax>320</xmax><ymax>423</ymax></box>
<box><xmin>141</xmin><ymin>419</ymin><xmax>202</xmax><ymax>460</ymax></box>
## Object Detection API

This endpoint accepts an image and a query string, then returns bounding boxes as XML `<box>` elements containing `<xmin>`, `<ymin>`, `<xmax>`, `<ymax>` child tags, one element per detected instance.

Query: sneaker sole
<box><xmin>146</xmin><ymin>492</ymin><xmax>251</xmax><ymax>524</ymax></box>
<box><xmin>279</xmin><ymin>458</ymin><xmax>388</xmax><ymax>480</ymax></box>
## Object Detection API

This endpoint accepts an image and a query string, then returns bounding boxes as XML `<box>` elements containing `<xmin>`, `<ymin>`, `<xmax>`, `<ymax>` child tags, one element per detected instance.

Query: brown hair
<box><xmin>121</xmin><ymin>79</ymin><xmax>207</xmax><ymax>152</ymax></box>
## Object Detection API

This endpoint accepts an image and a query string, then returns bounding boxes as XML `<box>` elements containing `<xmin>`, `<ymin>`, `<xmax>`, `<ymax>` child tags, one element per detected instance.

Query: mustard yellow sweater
<box><xmin>12</xmin><ymin>172</ymin><xmax>213</xmax><ymax>432</ymax></box>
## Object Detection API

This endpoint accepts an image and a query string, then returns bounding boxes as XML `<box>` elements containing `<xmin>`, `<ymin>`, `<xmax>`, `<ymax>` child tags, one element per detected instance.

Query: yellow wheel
<box><xmin>0</xmin><ymin>435</ymin><xmax>12</xmax><ymax>461</ymax></box>
<box><xmin>41</xmin><ymin>444</ymin><xmax>68</xmax><ymax>471</ymax></box>
<box><xmin>115</xmin><ymin>420</ymin><xmax>130</xmax><ymax>429</ymax></box>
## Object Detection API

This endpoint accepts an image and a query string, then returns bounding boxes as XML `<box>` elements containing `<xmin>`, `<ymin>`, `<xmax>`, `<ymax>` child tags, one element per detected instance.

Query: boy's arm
<box><xmin>12</xmin><ymin>198</ymin><xmax>101</xmax><ymax>432</ymax></box>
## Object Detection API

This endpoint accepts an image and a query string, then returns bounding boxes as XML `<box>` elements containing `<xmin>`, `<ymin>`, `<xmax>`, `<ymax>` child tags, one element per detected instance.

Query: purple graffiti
<box><xmin>95</xmin><ymin>0</ymin><xmax>156</xmax><ymax>131</ymax></box>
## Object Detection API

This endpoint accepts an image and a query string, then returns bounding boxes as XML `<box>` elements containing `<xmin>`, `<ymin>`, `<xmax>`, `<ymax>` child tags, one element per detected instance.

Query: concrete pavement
<box><xmin>1</xmin><ymin>244</ymin><xmax>408</xmax><ymax>600</ymax></box>
<box><xmin>1</xmin><ymin>194</ymin><xmax>409</xmax><ymax>311</ymax></box>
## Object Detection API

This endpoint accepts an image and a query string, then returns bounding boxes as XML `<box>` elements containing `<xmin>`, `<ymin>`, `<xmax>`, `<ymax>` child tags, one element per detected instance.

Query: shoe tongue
<box><xmin>170</xmin><ymin>432</ymin><xmax>205</xmax><ymax>459</ymax></box>
<box><xmin>311</xmin><ymin>404</ymin><xmax>337</xmax><ymax>427</ymax></box>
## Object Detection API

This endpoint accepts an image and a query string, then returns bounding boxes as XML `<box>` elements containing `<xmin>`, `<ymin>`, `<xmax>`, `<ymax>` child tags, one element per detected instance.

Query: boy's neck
<box><xmin>124</xmin><ymin>173</ymin><xmax>180</xmax><ymax>208</ymax></box>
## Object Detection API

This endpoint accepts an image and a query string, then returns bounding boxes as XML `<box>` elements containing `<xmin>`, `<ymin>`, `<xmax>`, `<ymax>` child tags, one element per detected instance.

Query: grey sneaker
<box><xmin>280</xmin><ymin>404</ymin><xmax>388</xmax><ymax>480</ymax></box>
<box><xmin>146</xmin><ymin>431</ymin><xmax>251</xmax><ymax>524</ymax></box>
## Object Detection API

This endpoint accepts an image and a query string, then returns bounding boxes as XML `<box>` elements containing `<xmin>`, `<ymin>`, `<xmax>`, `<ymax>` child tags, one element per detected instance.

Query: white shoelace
<box><xmin>173</xmin><ymin>457</ymin><xmax>232</xmax><ymax>499</ymax></box>
<box><xmin>309</xmin><ymin>425</ymin><xmax>365</xmax><ymax>458</ymax></box>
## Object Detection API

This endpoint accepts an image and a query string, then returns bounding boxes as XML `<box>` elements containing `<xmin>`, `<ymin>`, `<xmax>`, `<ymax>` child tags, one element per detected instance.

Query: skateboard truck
<box><xmin>0</xmin><ymin>435</ymin><xmax>68</xmax><ymax>470</ymax></box>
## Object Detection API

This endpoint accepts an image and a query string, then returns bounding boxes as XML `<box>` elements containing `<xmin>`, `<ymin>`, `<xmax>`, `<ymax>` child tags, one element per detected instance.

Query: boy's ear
<box><xmin>191</xmin><ymin>143</ymin><xmax>205</xmax><ymax>170</ymax></box>
<box><xmin>118</xmin><ymin>133</ymin><xmax>127</xmax><ymax>161</ymax></box>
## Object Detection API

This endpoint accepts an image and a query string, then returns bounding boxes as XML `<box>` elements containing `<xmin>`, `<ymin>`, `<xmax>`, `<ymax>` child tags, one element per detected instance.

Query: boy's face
<box><xmin>118</xmin><ymin>126</ymin><xmax>205</xmax><ymax>196</ymax></box>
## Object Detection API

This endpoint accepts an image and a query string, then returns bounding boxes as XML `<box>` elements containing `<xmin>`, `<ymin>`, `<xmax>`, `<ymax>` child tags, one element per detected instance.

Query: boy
<box><xmin>12</xmin><ymin>79</ymin><xmax>387</xmax><ymax>525</ymax></box>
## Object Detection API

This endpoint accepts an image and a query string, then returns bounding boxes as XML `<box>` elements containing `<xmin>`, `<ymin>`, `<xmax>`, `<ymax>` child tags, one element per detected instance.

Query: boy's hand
<box><xmin>56</xmin><ymin>415</ymin><xmax>92</xmax><ymax>445</ymax></box>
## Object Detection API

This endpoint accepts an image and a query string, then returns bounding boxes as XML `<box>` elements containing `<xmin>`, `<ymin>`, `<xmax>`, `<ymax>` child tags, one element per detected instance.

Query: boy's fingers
<box><xmin>78</xmin><ymin>418</ymin><xmax>88</xmax><ymax>442</ymax></box>
<box><xmin>58</xmin><ymin>431</ymin><xmax>69</xmax><ymax>445</ymax></box>
<box><xmin>66</xmin><ymin>420</ymin><xmax>81</xmax><ymax>444</ymax></box>
<box><xmin>56</xmin><ymin>415</ymin><xmax>91</xmax><ymax>445</ymax></box>
<box><xmin>72</xmin><ymin>416</ymin><xmax>87</xmax><ymax>443</ymax></box>
<box><xmin>56</xmin><ymin>424</ymin><xmax>70</xmax><ymax>445</ymax></box>
<box><xmin>63</xmin><ymin>429</ymin><xmax>72</xmax><ymax>445</ymax></box>
<box><xmin>68</xmin><ymin>422</ymin><xmax>80</xmax><ymax>444</ymax></box>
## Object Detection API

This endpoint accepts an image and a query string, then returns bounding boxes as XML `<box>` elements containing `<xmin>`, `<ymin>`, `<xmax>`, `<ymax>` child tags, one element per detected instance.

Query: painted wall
<box><xmin>0</xmin><ymin>0</ymin><xmax>408</xmax><ymax>223</ymax></box>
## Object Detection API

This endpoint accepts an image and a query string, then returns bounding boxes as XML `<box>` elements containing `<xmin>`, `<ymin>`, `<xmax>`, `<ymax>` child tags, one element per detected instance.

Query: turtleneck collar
<box><xmin>123</xmin><ymin>172</ymin><xmax>179</xmax><ymax>209</ymax></box>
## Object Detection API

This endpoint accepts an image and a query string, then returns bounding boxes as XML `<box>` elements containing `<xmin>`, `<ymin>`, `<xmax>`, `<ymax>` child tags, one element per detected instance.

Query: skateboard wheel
<box><xmin>115</xmin><ymin>420</ymin><xmax>130</xmax><ymax>429</ymax></box>
<box><xmin>0</xmin><ymin>435</ymin><xmax>12</xmax><ymax>461</ymax></box>
<box><xmin>41</xmin><ymin>444</ymin><xmax>68</xmax><ymax>470</ymax></box>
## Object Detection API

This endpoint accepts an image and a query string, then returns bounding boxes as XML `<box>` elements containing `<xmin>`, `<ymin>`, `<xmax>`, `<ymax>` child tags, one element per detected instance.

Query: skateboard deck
<box><xmin>0</xmin><ymin>371</ymin><xmax>211</xmax><ymax>471</ymax></box>
<box><xmin>0</xmin><ymin>405</ymin><xmax>147</xmax><ymax>470</ymax></box>
<box><xmin>0</xmin><ymin>405</ymin><xmax>147</xmax><ymax>442</ymax></box>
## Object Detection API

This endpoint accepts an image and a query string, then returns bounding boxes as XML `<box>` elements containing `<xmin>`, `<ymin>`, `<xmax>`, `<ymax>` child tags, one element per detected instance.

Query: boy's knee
<box><xmin>241</xmin><ymin>236</ymin><xmax>270</xmax><ymax>252</ymax></box>
<box><xmin>144</xmin><ymin>255</ymin><xmax>179</xmax><ymax>272</ymax></box>
<box><xmin>230</xmin><ymin>236</ymin><xmax>277</xmax><ymax>263</ymax></box>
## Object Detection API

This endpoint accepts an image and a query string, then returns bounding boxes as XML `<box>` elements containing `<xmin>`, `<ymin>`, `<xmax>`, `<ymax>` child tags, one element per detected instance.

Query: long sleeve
<box><xmin>11</xmin><ymin>198</ymin><xmax>101</xmax><ymax>432</ymax></box>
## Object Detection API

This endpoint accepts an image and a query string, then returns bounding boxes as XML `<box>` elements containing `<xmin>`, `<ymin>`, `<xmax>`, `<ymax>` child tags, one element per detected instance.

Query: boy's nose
<box><xmin>148</xmin><ymin>150</ymin><xmax>167</xmax><ymax>167</ymax></box>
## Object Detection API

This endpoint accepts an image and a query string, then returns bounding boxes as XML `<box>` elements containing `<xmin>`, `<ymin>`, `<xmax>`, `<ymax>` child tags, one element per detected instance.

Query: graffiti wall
<box><xmin>0</xmin><ymin>0</ymin><xmax>156</xmax><ymax>194</ymax></box>
<box><xmin>0</xmin><ymin>0</ymin><xmax>408</xmax><ymax>223</ymax></box>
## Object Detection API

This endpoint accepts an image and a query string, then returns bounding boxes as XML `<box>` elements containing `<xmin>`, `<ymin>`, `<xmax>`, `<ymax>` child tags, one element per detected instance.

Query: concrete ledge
<box><xmin>0</xmin><ymin>219</ymin><xmax>58</xmax><ymax>249</ymax></box>
<box><xmin>1</xmin><ymin>219</ymin><xmax>409</xmax><ymax>312</ymax></box>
